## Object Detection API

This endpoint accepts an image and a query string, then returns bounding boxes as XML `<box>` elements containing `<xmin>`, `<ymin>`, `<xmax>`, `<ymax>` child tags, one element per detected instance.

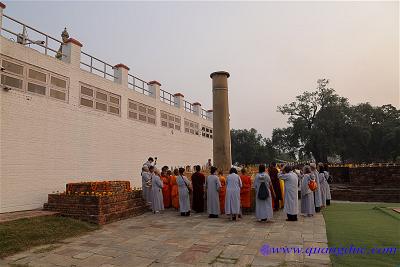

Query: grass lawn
<box><xmin>323</xmin><ymin>202</ymin><xmax>400</xmax><ymax>267</ymax></box>
<box><xmin>0</xmin><ymin>215</ymin><xmax>99</xmax><ymax>258</ymax></box>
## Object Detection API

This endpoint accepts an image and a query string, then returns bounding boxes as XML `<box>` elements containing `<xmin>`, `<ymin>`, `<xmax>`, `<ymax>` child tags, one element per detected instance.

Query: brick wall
<box><xmin>0</xmin><ymin>36</ymin><xmax>213</xmax><ymax>213</ymax></box>
<box><xmin>329</xmin><ymin>166</ymin><xmax>400</xmax><ymax>202</ymax></box>
<box><xmin>329</xmin><ymin>166</ymin><xmax>400</xmax><ymax>185</ymax></box>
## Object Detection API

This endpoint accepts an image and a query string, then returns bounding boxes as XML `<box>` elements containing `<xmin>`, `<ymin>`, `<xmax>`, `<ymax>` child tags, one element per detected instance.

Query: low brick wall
<box><xmin>44</xmin><ymin>181</ymin><xmax>148</xmax><ymax>224</ymax></box>
<box><xmin>329</xmin><ymin>166</ymin><xmax>400</xmax><ymax>203</ymax></box>
<box><xmin>329</xmin><ymin>166</ymin><xmax>400</xmax><ymax>185</ymax></box>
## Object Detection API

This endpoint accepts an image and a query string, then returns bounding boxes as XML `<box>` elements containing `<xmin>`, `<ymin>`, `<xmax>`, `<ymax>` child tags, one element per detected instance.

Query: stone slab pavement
<box><xmin>3</xmin><ymin>208</ymin><xmax>331</xmax><ymax>267</ymax></box>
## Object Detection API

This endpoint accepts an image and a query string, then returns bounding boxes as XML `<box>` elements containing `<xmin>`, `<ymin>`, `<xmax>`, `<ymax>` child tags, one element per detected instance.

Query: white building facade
<box><xmin>0</xmin><ymin>4</ymin><xmax>213</xmax><ymax>213</ymax></box>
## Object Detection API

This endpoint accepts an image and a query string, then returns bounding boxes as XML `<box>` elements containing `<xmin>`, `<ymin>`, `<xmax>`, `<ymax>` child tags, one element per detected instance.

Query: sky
<box><xmin>3</xmin><ymin>1</ymin><xmax>399</xmax><ymax>138</ymax></box>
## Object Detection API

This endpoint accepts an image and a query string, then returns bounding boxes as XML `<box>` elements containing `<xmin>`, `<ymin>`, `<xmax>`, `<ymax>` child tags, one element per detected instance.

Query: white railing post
<box><xmin>173</xmin><ymin>93</ymin><xmax>185</xmax><ymax>110</ymax></box>
<box><xmin>62</xmin><ymin>38</ymin><xmax>82</xmax><ymax>68</ymax></box>
<box><xmin>207</xmin><ymin>109</ymin><xmax>213</xmax><ymax>121</ymax></box>
<box><xmin>148</xmin><ymin>80</ymin><xmax>161</xmax><ymax>99</ymax></box>
<box><xmin>192</xmin><ymin>102</ymin><xmax>201</xmax><ymax>116</ymax></box>
<box><xmin>0</xmin><ymin>2</ymin><xmax>5</xmax><ymax>35</ymax></box>
<box><xmin>114</xmin><ymin>63</ymin><xmax>129</xmax><ymax>88</ymax></box>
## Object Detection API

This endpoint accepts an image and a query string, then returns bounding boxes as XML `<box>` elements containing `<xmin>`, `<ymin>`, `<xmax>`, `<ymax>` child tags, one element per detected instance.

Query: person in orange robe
<box><xmin>240</xmin><ymin>168</ymin><xmax>252</xmax><ymax>213</ymax></box>
<box><xmin>170</xmin><ymin>168</ymin><xmax>180</xmax><ymax>210</ymax></box>
<box><xmin>218</xmin><ymin>171</ymin><xmax>226</xmax><ymax>214</ymax></box>
<box><xmin>160</xmin><ymin>166</ymin><xmax>171</xmax><ymax>208</ymax></box>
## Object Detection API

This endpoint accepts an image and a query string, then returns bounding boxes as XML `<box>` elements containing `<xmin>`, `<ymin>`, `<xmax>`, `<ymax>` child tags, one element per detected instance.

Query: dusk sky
<box><xmin>4</xmin><ymin>1</ymin><xmax>399</xmax><ymax>137</ymax></box>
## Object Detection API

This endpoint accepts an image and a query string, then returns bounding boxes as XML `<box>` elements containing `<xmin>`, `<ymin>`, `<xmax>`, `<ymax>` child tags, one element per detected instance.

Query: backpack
<box><xmin>257</xmin><ymin>175</ymin><xmax>269</xmax><ymax>200</ymax></box>
<box><xmin>308</xmin><ymin>179</ymin><xmax>317</xmax><ymax>191</ymax></box>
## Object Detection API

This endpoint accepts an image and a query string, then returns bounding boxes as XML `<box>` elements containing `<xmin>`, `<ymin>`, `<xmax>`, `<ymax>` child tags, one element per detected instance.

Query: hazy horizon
<box><xmin>4</xmin><ymin>1</ymin><xmax>399</xmax><ymax>137</ymax></box>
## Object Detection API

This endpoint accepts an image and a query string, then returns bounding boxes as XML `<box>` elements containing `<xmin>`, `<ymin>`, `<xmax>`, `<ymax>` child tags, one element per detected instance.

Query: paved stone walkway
<box><xmin>3</xmin><ymin>209</ymin><xmax>330</xmax><ymax>267</ymax></box>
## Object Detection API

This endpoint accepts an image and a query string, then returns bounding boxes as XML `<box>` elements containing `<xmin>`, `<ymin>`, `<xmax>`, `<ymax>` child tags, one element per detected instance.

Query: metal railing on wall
<box><xmin>201</xmin><ymin>108</ymin><xmax>211</xmax><ymax>120</ymax></box>
<box><xmin>80</xmin><ymin>51</ymin><xmax>116</xmax><ymax>81</ymax></box>
<box><xmin>184</xmin><ymin>100</ymin><xmax>194</xmax><ymax>113</ymax></box>
<box><xmin>127</xmin><ymin>74</ymin><xmax>152</xmax><ymax>96</ymax></box>
<box><xmin>160</xmin><ymin>89</ymin><xmax>176</xmax><ymax>106</ymax></box>
<box><xmin>0</xmin><ymin>13</ymin><xmax>212</xmax><ymax>120</ymax></box>
<box><xmin>0</xmin><ymin>14</ymin><xmax>65</xmax><ymax>58</ymax></box>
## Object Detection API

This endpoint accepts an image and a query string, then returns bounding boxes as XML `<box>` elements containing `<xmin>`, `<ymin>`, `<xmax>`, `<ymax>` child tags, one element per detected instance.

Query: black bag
<box><xmin>258</xmin><ymin>177</ymin><xmax>269</xmax><ymax>200</ymax></box>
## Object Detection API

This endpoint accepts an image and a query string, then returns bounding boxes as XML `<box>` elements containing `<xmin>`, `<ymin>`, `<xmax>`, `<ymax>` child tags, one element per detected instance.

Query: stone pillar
<box><xmin>174</xmin><ymin>93</ymin><xmax>185</xmax><ymax>110</ymax></box>
<box><xmin>0</xmin><ymin>2</ymin><xmax>5</xmax><ymax>36</ymax></box>
<box><xmin>210</xmin><ymin>71</ymin><xmax>231</xmax><ymax>171</ymax></box>
<box><xmin>192</xmin><ymin>102</ymin><xmax>201</xmax><ymax>116</ymax></box>
<box><xmin>114</xmin><ymin>63</ymin><xmax>129</xmax><ymax>88</ymax></box>
<box><xmin>62</xmin><ymin>38</ymin><xmax>82</xmax><ymax>67</ymax></box>
<box><xmin>148</xmin><ymin>80</ymin><xmax>161</xmax><ymax>99</ymax></box>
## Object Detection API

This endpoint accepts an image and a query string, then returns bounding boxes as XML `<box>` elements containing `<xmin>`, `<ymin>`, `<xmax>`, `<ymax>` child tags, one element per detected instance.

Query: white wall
<box><xmin>0</xmin><ymin>37</ymin><xmax>213</xmax><ymax>213</ymax></box>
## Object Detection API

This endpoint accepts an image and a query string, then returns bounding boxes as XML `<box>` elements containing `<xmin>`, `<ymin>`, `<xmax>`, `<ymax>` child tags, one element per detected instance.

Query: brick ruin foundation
<box><xmin>329</xmin><ymin>166</ymin><xmax>400</xmax><ymax>202</ymax></box>
<box><xmin>44</xmin><ymin>181</ymin><xmax>148</xmax><ymax>224</ymax></box>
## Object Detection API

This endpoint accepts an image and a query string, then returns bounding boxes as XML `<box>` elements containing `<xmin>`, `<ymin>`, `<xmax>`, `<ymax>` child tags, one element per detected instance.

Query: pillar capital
<box><xmin>210</xmin><ymin>71</ymin><xmax>230</xmax><ymax>79</ymax></box>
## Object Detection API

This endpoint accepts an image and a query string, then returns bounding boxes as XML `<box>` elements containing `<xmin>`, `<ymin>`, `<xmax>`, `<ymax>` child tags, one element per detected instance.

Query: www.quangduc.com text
<box><xmin>259</xmin><ymin>244</ymin><xmax>397</xmax><ymax>256</ymax></box>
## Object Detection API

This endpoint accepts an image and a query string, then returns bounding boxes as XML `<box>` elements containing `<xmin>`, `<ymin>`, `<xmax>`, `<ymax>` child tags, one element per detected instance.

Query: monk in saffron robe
<box><xmin>160</xmin><ymin>167</ymin><xmax>171</xmax><ymax>208</ymax></box>
<box><xmin>191</xmin><ymin>165</ymin><xmax>205</xmax><ymax>213</ymax></box>
<box><xmin>218</xmin><ymin>171</ymin><xmax>226</xmax><ymax>214</ymax></box>
<box><xmin>268</xmin><ymin>162</ymin><xmax>282</xmax><ymax>211</ymax></box>
<box><xmin>240</xmin><ymin>168</ymin><xmax>251</xmax><ymax>212</ymax></box>
<box><xmin>170</xmin><ymin>169</ymin><xmax>179</xmax><ymax>210</ymax></box>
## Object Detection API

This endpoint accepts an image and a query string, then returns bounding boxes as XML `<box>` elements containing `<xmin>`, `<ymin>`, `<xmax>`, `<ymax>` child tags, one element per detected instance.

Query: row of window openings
<box><xmin>1</xmin><ymin>58</ymin><xmax>212</xmax><ymax>137</ymax></box>
<box><xmin>1</xmin><ymin>59</ymin><xmax>68</xmax><ymax>101</ymax></box>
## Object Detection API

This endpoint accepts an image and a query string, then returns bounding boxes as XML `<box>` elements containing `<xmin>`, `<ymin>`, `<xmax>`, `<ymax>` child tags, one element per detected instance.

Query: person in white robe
<box><xmin>301</xmin><ymin>165</ymin><xmax>315</xmax><ymax>216</ymax></box>
<box><xmin>176</xmin><ymin>167</ymin><xmax>192</xmax><ymax>216</ymax></box>
<box><xmin>225</xmin><ymin>168</ymin><xmax>242</xmax><ymax>220</ymax></box>
<box><xmin>318</xmin><ymin>163</ymin><xmax>327</xmax><ymax>208</ymax></box>
<box><xmin>141</xmin><ymin>166</ymin><xmax>151</xmax><ymax>204</ymax></box>
<box><xmin>143</xmin><ymin>157</ymin><xmax>156</xmax><ymax>168</ymax></box>
<box><xmin>323</xmin><ymin>163</ymin><xmax>332</xmax><ymax>206</ymax></box>
<box><xmin>310</xmin><ymin>163</ymin><xmax>322</xmax><ymax>213</ymax></box>
<box><xmin>254</xmin><ymin>164</ymin><xmax>275</xmax><ymax>222</ymax></box>
<box><xmin>205</xmin><ymin>166</ymin><xmax>221</xmax><ymax>218</ymax></box>
<box><xmin>278</xmin><ymin>165</ymin><xmax>299</xmax><ymax>221</ymax></box>
<box><xmin>151</xmin><ymin>169</ymin><xmax>164</xmax><ymax>213</ymax></box>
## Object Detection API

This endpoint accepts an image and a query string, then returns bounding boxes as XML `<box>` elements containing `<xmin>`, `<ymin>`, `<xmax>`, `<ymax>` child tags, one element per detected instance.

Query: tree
<box><xmin>273</xmin><ymin>79</ymin><xmax>400</xmax><ymax>163</ymax></box>
<box><xmin>231</xmin><ymin>128</ymin><xmax>276</xmax><ymax>164</ymax></box>
<box><xmin>276</xmin><ymin>79</ymin><xmax>349</xmax><ymax>162</ymax></box>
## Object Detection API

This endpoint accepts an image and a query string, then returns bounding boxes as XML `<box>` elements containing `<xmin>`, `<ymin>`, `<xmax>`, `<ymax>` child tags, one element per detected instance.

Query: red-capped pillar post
<box><xmin>148</xmin><ymin>80</ymin><xmax>161</xmax><ymax>101</ymax></box>
<box><xmin>173</xmin><ymin>93</ymin><xmax>185</xmax><ymax>110</ymax></box>
<box><xmin>192</xmin><ymin>102</ymin><xmax>201</xmax><ymax>116</ymax></box>
<box><xmin>114</xmin><ymin>64</ymin><xmax>129</xmax><ymax>88</ymax></box>
<box><xmin>62</xmin><ymin>38</ymin><xmax>83</xmax><ymax>67</ymax></box>
<box><xmin>0</xmin><ymin>2</ymin><xmax>5</xmax><ymax>35</ymax></box>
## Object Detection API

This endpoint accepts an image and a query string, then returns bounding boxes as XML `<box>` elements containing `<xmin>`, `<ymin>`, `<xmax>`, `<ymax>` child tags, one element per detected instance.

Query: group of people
<box><xmin>141</xmin><ymin>157</ymin><xmax>332</xmax><ymax>222</ymax></box>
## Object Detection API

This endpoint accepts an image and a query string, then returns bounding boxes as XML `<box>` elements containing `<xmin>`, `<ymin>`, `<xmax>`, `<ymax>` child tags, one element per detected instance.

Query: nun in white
<box><xmin>323</xmin><ymin>163</ymin><xmax>332</xmax><ymax>206</ymax></box>
<box><xmin>254</xmin><ymin>164</ymin><xmax>275</xmax><ymax>222</ymax></box>
<box><xmin>141</xmin><ymin>166</ymin><xmax>152</xmax><ymax>204</ymax></box>
<box><xmin>151</xmin><ymin>169</ymin><xmax>164</xmax><ymax>213</ymax></box>
<box><xmin>310</xmin><ymin>163</ymin><xmax>322</xmax><ymax>212</ymax></box>
<box><xmin>318</xmin><ymin>164</ymin><xmax>327</xmax><ymax>207</ymax></box>
<box><xmin>225</xmin><ymin>168</ymin><xmax>242</xmax><ymax>220</ymax></box>
<box><xmin>278</xmin><ymin>165</ymin><xmax>299</xmax><ymax>221</ymax></box>
<box><xmin>176</xmin><ymin>167</ymin><xmax>192</xmax><ymax>216</ymax></box>
<box><xmin>301</xmin><ymin>165</ymin><xmax>315</xmax><ymax>216</ymax></box>
<box><xmin>205</xmin><ymin>166</ymin><xmax>221</xmax><ymax>218</ymax></box>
